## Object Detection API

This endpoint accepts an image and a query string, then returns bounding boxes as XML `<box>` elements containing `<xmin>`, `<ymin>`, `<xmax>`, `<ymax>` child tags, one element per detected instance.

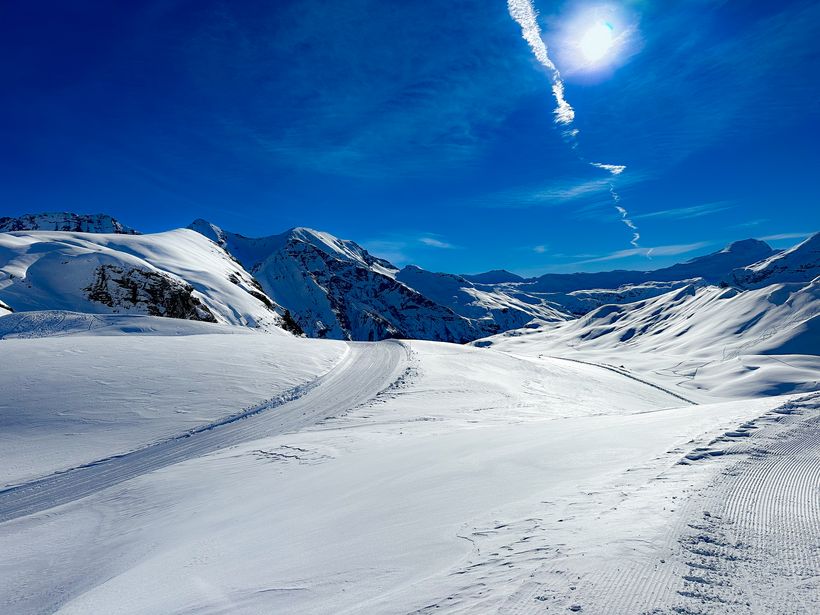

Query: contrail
<box><xmin>507</xmin><ymin>0</ymin><xmax>642</xmax><ymax>248</ymax></box>
<box><xmin>614</xmin><ymin>195</ymin><xmax>640</xmax><ymax>248</ymax></box>
<box><xmin>507</xmin><ymin>0</ymin><xmax>574</xmax><ymax>124</ymax></box>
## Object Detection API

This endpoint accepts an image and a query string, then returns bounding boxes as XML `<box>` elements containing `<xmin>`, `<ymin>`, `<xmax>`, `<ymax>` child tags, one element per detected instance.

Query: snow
<box><xmin>0</xmin><ymin>326</ymin><xmax>345</xmax><ymax>486</ymax></box>
<box><xmin>480</xmin><ymin>279</ymin><xmax>820</xmax><ymax>400</ymax></box>
<box><xmin>0</xmin><ymin>212</ymin><xmax>139</xmax><ymax>234</ymax></box>
<box><xmin>0</xmin><ymin>229</ymin><xmax>284</xmax><ymax>331</ymax></box>
<box><xmin>732</xmin><ymin>231</ymin><xmax>820</xmax><ymax>287</ymax></box>
<box><xmin>1</xmin><ymin>332</ymin><xmax>816</xmax><ymax>614</ymax></box>
<box><xmin>0</xmin><ymin>225</ymin><xmax>818</xmax><ymax>614</ymax></box>
<box><xmin>189</xmin><ymin>220</ymin><xmax>484</xmax><ymax>342</ymax></box>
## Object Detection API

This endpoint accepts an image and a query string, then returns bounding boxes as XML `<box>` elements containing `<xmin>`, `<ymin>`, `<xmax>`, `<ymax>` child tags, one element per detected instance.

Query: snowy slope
<box><xmin>0</xmin><ymin>229</ymin><xmax>285</xmax><ymax>331</ymax></box>
<box><xmin>482</xmin><ymin>282</ymin><xmax>819</xmax><ymax>398</ymax></box>
<box><xmin>394</xmin><ymin>239</ymin><xmax>777</xmax><ymax>332</ymax></box>
<box><xmin>0</xmin><ymin>212</ymin><xmax>138</xmax><ymax>234</ymax></box>
<box><xmin>189</xmin><ymin>220</ymin><xmax>485</xmax><ymax>342</ymax></box>
<box><xmin>731</xmin><ymin>231</ymin><xmax>819</xmax><ymax>287</ymax></box>
<box><xmin>2</xmin><ymin>332</ymin><xmax>816</xmax><ymax>614</ymax></box>
<box><xmin>0</xmin><ymin>325</ymin><xmax>346</xmax><ymax>486</ymax></box>
<box><xmin>396</xmin><ymin>265</ymin><xmax>568</xmax><ymax>330</ymax></box>
<box><xmin>526</xmin><ymin>238</ymin><xmax>775</xmax><ymax>293</ymax></box>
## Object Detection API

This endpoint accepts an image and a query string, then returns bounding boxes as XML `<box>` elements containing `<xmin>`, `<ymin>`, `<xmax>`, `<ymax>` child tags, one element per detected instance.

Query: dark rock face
<box><xmin>0</xmin><ymin>213</ymin><xmax>138</xmax><ymax>234</ymax></box>
<box><xmin>251</xmin><ymin>237</ymin><xmax>485</xmax><ymax>343</ymax></box>
<box><xmin>84</xmin><ymin>265</ymin><xmax>216</xmax><ymax>322</ymax></box>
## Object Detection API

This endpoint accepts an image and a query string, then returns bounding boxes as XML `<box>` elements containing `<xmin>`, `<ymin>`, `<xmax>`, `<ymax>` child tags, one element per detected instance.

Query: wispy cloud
<box><xmin>634</xmin><ymin>201</ymin><xmax>734</xmax><ymax>220</ymax></box>
<box><xmin>506</xmin><ymin>0</ymin><xmax>644</xmax><ymax>251</ymax></box>
<box><xmin>419</xmin><ymin>236</ymin><xmax>456</xmax><ymax>249</ymax></box>
<box><xmin>476</xmin><ymin>171</ymin><xmax>648</xmax><ymax>209</ymax></box>
<box><xmin>591</xmin><ymin>162</ymin><xmax>626</xmax><ymax>175</ymax></box>
<box><xmin>362</xmin><ymin>239</ymin><xmax>411</xmax><ymax>265</ymax></box>
<box><xmin>734</xmin><ymin>219</ymin><xmax>768</xmax><ymax>228</ymax></box>
<box><xmin>757</xmin><ymin>232</ymin><xmax>814</xmax><ymax>242</ymax></box>
<box><xmin>574</xmin><ymin>241</ymin><xmax>712</xmax><ymax>265</ymax></box>
<box><xmin>182</xmin><ymin>1</ymin><xmax>546</xmax><ymax>179</ymax></box>
<box><xmin>362</xmin><ymin>232</ymin><xmax>459</xmax><ymax>264</ymax></box>
<box><xmin>507</xmin><ymin>0</ymin><xmax>575</xmax><ymax>124</ymax></box>
<box><xmin>533</xmin><ymin>244</ymin><xmax>548</xmax><ymax>253</ymax></box>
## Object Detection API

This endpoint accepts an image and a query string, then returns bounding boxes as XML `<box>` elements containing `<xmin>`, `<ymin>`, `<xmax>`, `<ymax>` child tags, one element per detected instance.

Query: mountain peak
<box><xmin>720</xmin><ymin>238</ymin><xmax>772</xmax><ymax>254</ymax></box>
<box><xmin>188</xmin><ymin>219</ymin><xmax>227</xmax><ymax>246</ymax></box>
<box><xmin>0</xmin><ymin>212</ymin><xmax>138</xmax><ymax>235</ymax></box>
<box><xmin>462</xmin><ymin>269</ymin><xmax>525</xmax><ymax>284</ymax></box>
<box><xmin>731</xmin><ymin>231</ymin><xmax>819</xmax><ymax>288</ymax></box>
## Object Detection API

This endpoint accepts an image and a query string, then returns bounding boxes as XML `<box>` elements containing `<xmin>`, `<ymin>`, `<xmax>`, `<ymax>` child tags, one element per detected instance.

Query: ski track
<box><xmin>0</xmin><ymin>340</ymin><xmax>409</xmax><ymax>524</ymax></box>
<box><xmin>406</xmin><ymin>392</ymin><xmax>819</xmax><ymax>614</ymax></box>
<box><xmin>545</xmin><ymin>355</ymin><xmax>697</xmax><ymax>406</ymax></box>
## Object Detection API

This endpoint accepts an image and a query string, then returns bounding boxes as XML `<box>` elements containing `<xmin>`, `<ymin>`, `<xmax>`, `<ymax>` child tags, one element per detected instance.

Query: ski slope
<box><xmin>0</xmin><ymin>320</ymin><xmax>346</xmax><ymax>486</ymax></box>
<box><xmin>2</xmin><ymin>326</ymin><xmax>816</xmax><ymax>614</ymax></box>
<box><xmin>0</xmin><ymin>339</ymin><xmax>406</xmax><ymax>523</ymax></box>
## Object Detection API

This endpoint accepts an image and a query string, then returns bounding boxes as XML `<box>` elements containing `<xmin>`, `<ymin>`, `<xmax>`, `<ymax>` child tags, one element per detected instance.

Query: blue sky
<box><xmin>1</xmin><ymin>0</ymin><xmax>818</xmax><ymax>275</ymax></box>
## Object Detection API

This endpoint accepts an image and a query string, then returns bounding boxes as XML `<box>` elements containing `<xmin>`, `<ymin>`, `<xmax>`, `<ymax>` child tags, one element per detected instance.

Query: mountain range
<box><xmin>0</xmin><ymin>212</ymin><xmax>817</xmax><ymax>353</ymax></box>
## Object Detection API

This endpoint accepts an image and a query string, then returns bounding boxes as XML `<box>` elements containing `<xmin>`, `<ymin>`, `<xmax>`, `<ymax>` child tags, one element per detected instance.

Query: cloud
<box><xmin>476</xmin><ymin>171</ymin><xmax>649</xmax><ymax>209</ymax></box>
<box><xmin>634</xmin><ymin>201</ymin><xmax>734</xmax><ymax>220</ymax></box>
<box><xmin>734</xmin><ymin>219</ymin><xmax>768</xmax><ymax>228</ymax></box>
<box><xmin>574</xmin><ymin>241</ymin><xmax>712</xmax><ymax>265</ymax></box>
<box><xmin>178</xmin><ymin>0</ymin><xmax>546</xmax><ymax>178</ymax></box>
<box><xmin>507</xmin><ymin>0</ymin><xmax>575</xmax><ymax>124</ymax></box>
<box><xmin>756</xmin><ymin>232</ymin><xmax>814</xmax><ymax>241</ymax></box>
<box><xmin>533</xmin><ymin>244</ymin><xmax>548</xmax><ymax>253</ymax></box>
<box><xmin>362</xmin><ymin>232</ymin><xmax>458</xmax><ymax>264</ymax></box>
<box><xmin>577</xmin><ymin>2</ymin><xmax>820</xmax><ymax>169</ymax></box>
<box><xmin>419</xmin><ymin>236</ymin><xmax>456</xmax><ymax>249</ymax></box>
<box><xmin>506</xmin><ymin>0</ymin><xmax>643</xmax><ymax>252</ymax></box>
<box><xmin>361</xmin><ymin>239</ymin><xmax>411</xmax><ymax>265</ymax></box>
<box><xmin>591</xmin><ymin>162</ymin><xmax>626</xmax><ymax>175</ymax></box>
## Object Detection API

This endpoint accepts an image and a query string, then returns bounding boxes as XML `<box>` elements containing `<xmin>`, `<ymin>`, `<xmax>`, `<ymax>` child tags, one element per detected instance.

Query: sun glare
<box><xmin>579</xmin><ymin>20</ymin><xmax>614</xmax><ymax>64</ymax></box>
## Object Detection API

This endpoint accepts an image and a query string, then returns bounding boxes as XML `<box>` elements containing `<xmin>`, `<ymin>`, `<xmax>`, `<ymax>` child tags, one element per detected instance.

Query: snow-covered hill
<box><xmin>525</xmin><ymin>238</ymin><xmax>775</xmax><ymax>293</ymax></box>
<box><xmin>479</xmin><ymin>237</ymin><xmax>820</xmax><ymax>398</ymax></box>
<box><xmin>1</xmin><ymin>219</ymin><xmax>818</xmax><ymax>614</ymax></box>
<box><xmin>189</xmin><ymin>219</ymin><xmax>487</xmax><ymax>342</ymax></box>
<box><xmin>731</xmin><ymin>232</ymin><xmax>820</xmax><ymax>288</ymax></box>
<box><xmin>396</xmin><ymin>264</ymin><xmax>567</xmax><ymax>330</ymax></box>
<box><xmin>0</xmin><ymin>229</ymin><xmax>286</xmax><ymax>331</ymax></box>
<box><xmin>0</xmin><ymin>212</ymin><xmax>138</xmax><ymax>234</ymax></box>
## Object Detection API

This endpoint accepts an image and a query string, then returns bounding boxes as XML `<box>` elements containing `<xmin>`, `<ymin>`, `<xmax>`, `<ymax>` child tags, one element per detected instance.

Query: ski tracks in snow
<box><xmin>407</xmin><ymin>392</ymin><xmax>819</xmax><ymax>614</ymax></box>
<box><xmin>0</xmin><ymin>340</ymin><xmax>410</xmax><ymax>524</ymax></box>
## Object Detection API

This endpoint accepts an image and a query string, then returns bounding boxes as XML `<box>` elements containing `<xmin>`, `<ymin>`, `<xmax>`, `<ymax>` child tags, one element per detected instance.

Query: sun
<box><xmin>579</xmin><ymin>20</ymin><xmax>615</xmax><ymax>64</ymax></box>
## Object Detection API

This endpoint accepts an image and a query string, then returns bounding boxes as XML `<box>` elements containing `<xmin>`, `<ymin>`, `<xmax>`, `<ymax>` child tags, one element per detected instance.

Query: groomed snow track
<box><xmin>0</xmin><ymin>340</ymin><xmax>409</xmax><ymax>524</ymax></box>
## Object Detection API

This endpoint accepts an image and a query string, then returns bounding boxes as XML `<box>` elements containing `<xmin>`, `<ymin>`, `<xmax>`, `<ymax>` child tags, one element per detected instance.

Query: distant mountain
<box><xmin>189</xmin><ymin>220</ymin><xmax>485</xmax><ymax>342</ymax></box>
<box><xmin>3</xmin><ymin>212</ymin><xmax>816</xmax><ymax>349</ymax></box>
<box><xmin>462</xmin><ymin>269</ymin><xmax>524</xmax><ymax>284</ymax></box>
<box><xmin>0</xmin><ymin>212</ymin><xmax>138</xmax><ymax>235</ymax></box>
<box><xmin>0</xmin><ymin>229</ymin><xmax>286</xmax><ymax>332</ymax></box>
<box><xmin>396</xmin><ymin>265</ymin><xmax>566</xmax><ymax>331</ymax></box>
<box><xmin>474</xmin><ymin>235</ymin><xmax>819</xmax><ymax>396</ymax></box>
<box><xmin>526</xmin><ymin>239</ymin><xmax>775</xmax><ymax>293</ymax></box>
<box><xmin>731</xmin><ymin>233</ymin><xmax>819</xmax><ymax>288</ymax></box>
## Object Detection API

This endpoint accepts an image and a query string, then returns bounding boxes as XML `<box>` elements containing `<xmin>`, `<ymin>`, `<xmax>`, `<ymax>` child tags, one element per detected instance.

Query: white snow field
<box><xmin>1</xmin><ymin>318</ymin><xmax>818</xmax><ymax>614</ymax></box>
<box><xmin>0</xmin><ymin>315</ymin><xmax>346</xmax><ymax>487</ymax></box>
<box><xmin>0</xmin><ymin>229</ymin><xmax>284</xmax><ymax>330</ymax></box>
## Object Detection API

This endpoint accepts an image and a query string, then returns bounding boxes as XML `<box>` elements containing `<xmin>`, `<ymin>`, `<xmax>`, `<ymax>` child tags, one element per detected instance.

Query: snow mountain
<box><xmin>1</xmin><ymin>212</ymin><xmax>816</xmax><ymax>350</ymax></box>
<box><xmin>478</xmin><ymin>233</ymin><xmax>820</xmax><ymax>398</ymax></box>
<box><xmin>0</xmin><ymin>229</ymin><xmax>286</xmax><ymax>332</ymax></box>
<box><xmin>189</xmin><ymin>219</ymin><xmax>490</xmax><ymax>342</ymax></box>
<box><xmin>730</xmin><ymin>232</ymin><xmax>820</xmax><ymax>288</ymax></box>
<box><xmin>0</xmin><ymin>212</ymin><xmax>139</xmax><ymax>234</ymax></box>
